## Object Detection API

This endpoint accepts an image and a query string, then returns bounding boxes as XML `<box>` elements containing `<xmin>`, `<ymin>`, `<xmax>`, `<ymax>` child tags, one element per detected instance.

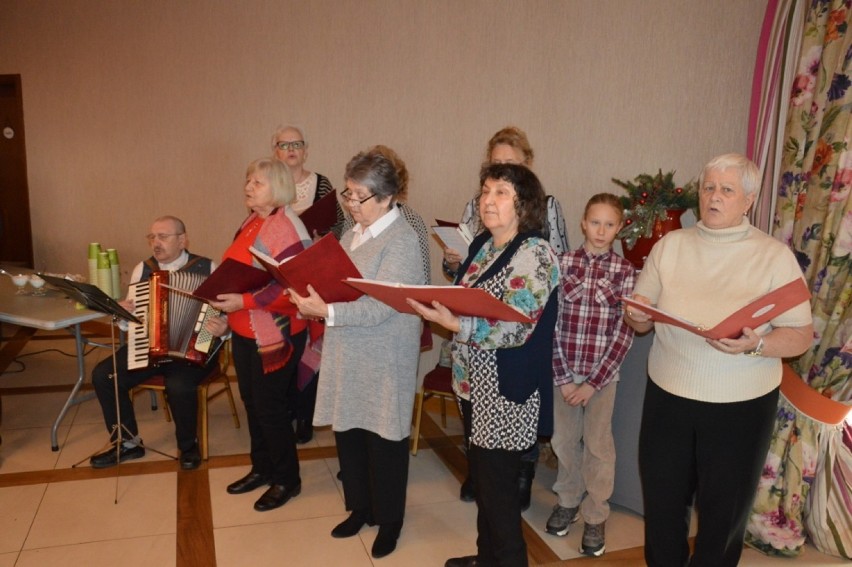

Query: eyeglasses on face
<box><xmin>340</xmin><ymin>189</ymin><xmax>377</xmax><ymax>206</ymax></box>
<box><xmin>275</xmin><ymin>140</ymin><xmax>306</xmax><ymax>151</ymax></box>
<box><xmin>145</xmin><ymin>233</ymin><xmax>183</xmax><ymax>242</ymax></box>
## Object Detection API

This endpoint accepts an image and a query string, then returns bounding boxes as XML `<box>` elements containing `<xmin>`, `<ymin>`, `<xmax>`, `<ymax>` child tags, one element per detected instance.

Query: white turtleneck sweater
<box><xmin>634</xmin><ymin>218</ymin><xmax>812</xmax><ymax>403</ymax></box>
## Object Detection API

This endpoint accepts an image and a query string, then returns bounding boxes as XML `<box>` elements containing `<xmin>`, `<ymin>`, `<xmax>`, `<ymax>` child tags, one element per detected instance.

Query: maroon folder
<box><xmin>192</xmin><ymin>258</ymin><xmax>272</xmax><ymax>303</ymax></box>
<box><xmin>298</xmin><ymin>189</ymin><xmax>338</xmax><ymax>236</ymax></box>
<box><xmin>250</xmin><ymin>233</ymin><xmax>363</xmax><ymax>303</ymax></box>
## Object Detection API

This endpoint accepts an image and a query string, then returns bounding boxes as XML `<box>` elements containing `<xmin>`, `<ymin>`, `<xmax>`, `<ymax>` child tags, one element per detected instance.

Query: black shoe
<box><xmin>227</xmin><ymin>472</ymin><xmax>269</xmax><ymax>494</ymax></box>
<box><xmin>253</xmin><ymin>483</ymin><xmax>301</xmax><ymax>511</ymax></box>
<box><xmin>518</xmin><ymin>460</ymin><xmax>536</xmax><ymax>512</ymax></box>
<box><xmin>445</xmin><ymin>555</ymin><xmax>488</xmax><ymax>567</ymax></box>
<box><xmin>371</xmin><ymin>521</ymin><xmax>402</xmax><ymax>558</ymax></box>
<box><xmin>295</xmin><ymin>419</ymin><xmax>313</xmax><ymax>444</ymax></box>
<box><xmin>331</xmin><ymin>510</ymin><xmax>371</xmax><ymax>538</ymax></box>
<box><xmin>90</xmin><ymin>442</ymin><xmax>145</xmax><ymax>469</ymax></box>
<box><xmin>179</xmin><ymin>445</ymin><xmax>201</xmax><ymax>470</ymax></box>
<box><xmin>459</xmin><ymin>476</ymin><xmax>475</xmax><ymax>502</ymax></box>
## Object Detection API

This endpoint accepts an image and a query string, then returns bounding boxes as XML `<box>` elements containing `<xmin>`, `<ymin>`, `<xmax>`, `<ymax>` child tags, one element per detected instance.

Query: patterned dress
<box><xmin>452</xmin><ymin>235</ymin><xmax>558</xmax><ymax>450</ymax></box>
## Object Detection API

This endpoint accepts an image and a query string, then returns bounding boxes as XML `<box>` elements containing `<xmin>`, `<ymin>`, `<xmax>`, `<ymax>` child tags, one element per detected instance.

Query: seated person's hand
<box><xmin>204</xmin><ymin>314</ymin><xmax>230</xmax><ymax>337</ymax></box>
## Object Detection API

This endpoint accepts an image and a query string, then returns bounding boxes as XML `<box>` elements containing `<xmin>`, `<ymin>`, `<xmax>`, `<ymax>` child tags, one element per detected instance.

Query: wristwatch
<box><xmin>745</xmin><ymin>337</ymin><xmax>765</xmax><ymax>357</ymax></box>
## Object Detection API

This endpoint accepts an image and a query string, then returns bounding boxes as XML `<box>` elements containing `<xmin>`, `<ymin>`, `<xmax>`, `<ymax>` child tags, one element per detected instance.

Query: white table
<box><xmin>0</xmin><ymin>269</ymin><xmax>106</xmax><ymax>450</ymax></box>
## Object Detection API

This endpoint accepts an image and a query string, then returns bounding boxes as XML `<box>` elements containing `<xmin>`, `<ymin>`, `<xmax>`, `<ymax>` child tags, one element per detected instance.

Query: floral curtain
<box><xmin>746</xmin><ymin>0</ymin><xmax>852</xmax><ymax>559</ymax></box>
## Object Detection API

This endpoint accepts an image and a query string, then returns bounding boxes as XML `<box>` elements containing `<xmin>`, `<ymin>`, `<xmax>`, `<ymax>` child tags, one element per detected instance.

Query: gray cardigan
<box><xmin>313</xmin><ymin>215</ymin><xmax>425</xmax><ymax>441</ymax></box>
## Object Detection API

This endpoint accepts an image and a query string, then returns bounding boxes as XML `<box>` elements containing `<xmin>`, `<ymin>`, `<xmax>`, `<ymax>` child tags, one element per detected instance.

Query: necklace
<box><xmin>295</xmin><ymin>171</ymin><xmax>313</xmax><ymax>203</ymax></box>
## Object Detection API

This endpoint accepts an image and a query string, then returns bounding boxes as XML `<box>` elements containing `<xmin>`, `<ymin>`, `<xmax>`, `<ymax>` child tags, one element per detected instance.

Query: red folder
<box><xmin>250</xmin><ymin>233</ymin><xmax>363</xmax><ymax>303</ymax></box>
<box><xmin>343</xmin><ymin>278</ymin><xmax>533</xmax><ymax>323</ymax></box>
<box><xmin>620</xmin><ymin>278</ymin><xmax>810</xmax><ymax>339</ymax></box>
<box><xmin>192</xmin><ymin>258</ymin><xmax>272</xmax><ymax>302</ymax></box>
<box><xmin>298</xmin><ymin>189</ymin><xmax>338</xmax><ymax>236</ymax></box>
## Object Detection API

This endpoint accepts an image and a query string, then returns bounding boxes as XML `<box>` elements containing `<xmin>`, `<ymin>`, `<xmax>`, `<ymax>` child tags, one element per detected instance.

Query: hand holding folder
<box><xmin>250</xmin><ymin>233</ymin><xmax>363</xmax><ymax>303</ymax></box>
<box><xmin>620</xmin><ymin>278</ymin><xmax>810</xmax><ymax>339</ymax></box>
<box><xmin>191</xmin><ymin>258</ymin><xmax>271</xmax><ymax>303</ymax></box>
<box><xmin>343</xmin><ymin>278</ymin><xmax>533</xmax><ymax>322</ymax></box>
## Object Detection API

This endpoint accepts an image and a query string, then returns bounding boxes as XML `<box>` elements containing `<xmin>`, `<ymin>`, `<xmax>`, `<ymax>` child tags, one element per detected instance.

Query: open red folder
<box><xmin>343</xmin><ymin>278</ymin><xmax>533</xmax><ymax>323</ymax></box>
<box><xmin>192</xmin><ymin>258</ymin><xmax>272</xmax><ymax>302</ymax></box>
<box><xmin>298</xmin><ymin>189</ymin><xmax>338</xmax><ymax>236</ymax></box>
<box><xmin>620</xmin><ymin>278</ymin><xmax>810</xmax><ymax>340</ymax></box>
<box><xmin>250</xmin><ymin>233</ymin><xmax>363</xmax><ymax>303</ymax></box>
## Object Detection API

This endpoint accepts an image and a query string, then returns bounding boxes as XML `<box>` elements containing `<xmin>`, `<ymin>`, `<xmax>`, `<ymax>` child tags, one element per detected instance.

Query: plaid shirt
<box><xmin>552</xmin><ymin>247</ymin><xmax>636</xmax><ymax>390</ymax></box>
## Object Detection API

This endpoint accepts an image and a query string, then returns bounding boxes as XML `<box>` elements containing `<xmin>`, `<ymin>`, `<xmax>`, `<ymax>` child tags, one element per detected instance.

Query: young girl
<box><xmin>546</xmin><ymin>193</ymin><xmax>636</xmax><ymax>557</ymax></box>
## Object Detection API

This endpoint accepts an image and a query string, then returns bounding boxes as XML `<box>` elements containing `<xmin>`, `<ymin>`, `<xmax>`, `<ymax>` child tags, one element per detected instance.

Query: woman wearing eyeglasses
<box><xmin>289</xmin><ymin>150</ymin><xmax>425</xmax><ymax>559</ymax></box>
<box><xmin>272</xmin><ymin>124</ymin><xmax>345</xmax><ymax>239</ymax></box>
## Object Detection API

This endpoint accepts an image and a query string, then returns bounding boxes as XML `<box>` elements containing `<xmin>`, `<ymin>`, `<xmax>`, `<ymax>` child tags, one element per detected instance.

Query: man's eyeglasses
<box><xmin>275</xmin><ymin>140</ymin><xmax>306</xmax><ymax>151</ymax></box>
<box><xmin>146</xmin><ymin>233</ymin><xmax>183</xmax><ymax>242</ymax></box>
<box><xmin>340</xmin><ymin>190</ymin><xmax>377</xmax><ymax>206</ymax></box>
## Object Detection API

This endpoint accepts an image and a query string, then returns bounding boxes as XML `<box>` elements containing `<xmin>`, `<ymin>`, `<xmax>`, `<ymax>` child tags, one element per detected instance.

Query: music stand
<box><xmin>42</xmin><ymin>276</ymin><xmax>177</xmax><ymax>500</ymax></box>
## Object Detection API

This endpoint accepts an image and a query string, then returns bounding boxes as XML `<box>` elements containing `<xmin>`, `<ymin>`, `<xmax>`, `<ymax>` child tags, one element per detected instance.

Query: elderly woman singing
<box><xmin>625</xmin><ymin>153</ymin><xmax>813</xmax><ymax>567</ymax></box>
<box><xmin>289</xmin><ymin>150</ymin><xmax>425</xmax><ymax>559</ymax></box>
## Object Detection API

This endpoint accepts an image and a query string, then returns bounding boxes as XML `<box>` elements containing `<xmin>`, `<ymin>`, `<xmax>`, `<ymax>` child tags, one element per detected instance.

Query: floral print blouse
<box><xmin>451</xmin><ymin>235</ymin><xmax>559</xmax><ymax>400</ymax></box>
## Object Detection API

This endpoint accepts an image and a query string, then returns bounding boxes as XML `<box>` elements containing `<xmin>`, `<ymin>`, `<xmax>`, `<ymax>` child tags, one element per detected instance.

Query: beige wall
<box><xmin>1</xmin><ymin>0</ymin><xmax>764</xmax><ymax>307</ymax></box>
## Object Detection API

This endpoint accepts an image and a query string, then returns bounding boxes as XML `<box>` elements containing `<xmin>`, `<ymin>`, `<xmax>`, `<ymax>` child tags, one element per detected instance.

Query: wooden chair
<box><xmin>133</xmin><ymin>339</ymin><xmax>240</xmax><ymax>460</ymax></box>
<box><xmin>411</xmin><ymin>363</ymin><xmax>456</xmax><ymax>456</ymax></box>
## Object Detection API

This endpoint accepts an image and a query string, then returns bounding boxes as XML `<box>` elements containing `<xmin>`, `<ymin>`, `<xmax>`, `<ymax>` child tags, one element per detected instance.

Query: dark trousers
<box><xmin>92</xmin><ymin>345</ymin><xmax>215</xmax><ymax>452</ymax></box>
<box><xmin>469</xmin><ymin>444</ymin><xmax>528</xmax><ymax>567</ymax></box>
<box><xmin>232</xmin><ymin>330</ymin><xmax>305</xmax><ymax>487</ymax></box>
<box><xmin>288</xmin><ymin>370</ymin><xmax>318</xmax><ymax>422</ymax></box>
<box><xmin>334</xmin><ymin>428</ymin><xmax>409</xmax><ymax>525</ymax></box>
<box><xmin>639</xmin><ymin>378</ymin><xmax>779</xmax><ymax>567</ymax></box>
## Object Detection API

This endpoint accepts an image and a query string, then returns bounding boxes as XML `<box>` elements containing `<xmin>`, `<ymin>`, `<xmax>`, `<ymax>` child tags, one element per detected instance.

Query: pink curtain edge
<box><xmin>748</xmin><ymin>0</ymin><xmax>781</xmax><ymax>159</ymax></box>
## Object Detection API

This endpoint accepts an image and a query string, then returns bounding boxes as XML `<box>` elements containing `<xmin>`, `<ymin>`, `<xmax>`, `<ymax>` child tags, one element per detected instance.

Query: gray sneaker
<box><xmin>544</xmin><ymin>504</ymin><xmax>579</xmax><ymax>536</ymax></box>
<box><xmin>580</xmin><ymin>521</ymin><xmax>606</xmax><ymax>557</ymax></box>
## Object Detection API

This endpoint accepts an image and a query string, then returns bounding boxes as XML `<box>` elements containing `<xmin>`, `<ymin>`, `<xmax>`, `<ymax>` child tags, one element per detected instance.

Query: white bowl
<box><xmin>11</xmin><ymin>274</ymin><xmax>28</xmax><ymax>286</ymax></box>
<box><xmin>29</xmin><ymin>275</ymin><xmax>45</xmax><ymax>289</ymax></box>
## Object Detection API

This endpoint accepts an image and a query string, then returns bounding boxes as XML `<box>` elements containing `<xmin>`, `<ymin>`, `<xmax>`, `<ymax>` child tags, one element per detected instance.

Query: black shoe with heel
<box><xmin>371</xmin><ymin>521</ymin><xmax>402</xmax><ymax>558</ymax></box>
<box><xmin>331</xmin><ymin>510</ymin><xmax>372</xmax><ymax>538</ymax></box>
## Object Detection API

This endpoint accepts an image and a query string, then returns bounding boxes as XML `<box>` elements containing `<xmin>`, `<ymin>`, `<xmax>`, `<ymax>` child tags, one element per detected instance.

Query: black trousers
<box><xmin>334</xmin><ymin>428</ymin><xmax>409</xmax><ymax>526</ymax></box>
<box><xmin>288</xmin><ymin>370</ymin><xmax>318</xmax><ymax>423</ymax></box>
<box><xmin>639</xmin><ymin>378</ymin><xmax>779</xmax><ymax>567</ymax></box>
<box><xmin>232</xmin><ymin>330</ymin><xmax>305</xmax><ymax>487</ymax></box>
<box><xmin>92</xmin><ymin>345</ymin><xmax>216</xmax><ymax>452</ymax></box>
<box><xmin>469</xmin><ymin>444</ymin><xmax>528</xmax><ymax>566</ymax></box>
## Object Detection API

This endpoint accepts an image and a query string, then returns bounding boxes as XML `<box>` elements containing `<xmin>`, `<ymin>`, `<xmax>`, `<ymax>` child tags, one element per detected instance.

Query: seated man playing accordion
<box><xmin>89</xmin><ymin>215</ymin><xmax>227</xmax><ymax>470</ymax></box>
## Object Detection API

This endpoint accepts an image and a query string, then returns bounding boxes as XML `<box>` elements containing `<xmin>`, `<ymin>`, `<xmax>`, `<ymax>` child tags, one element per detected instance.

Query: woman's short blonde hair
<box><xmin>246</xmin><ymin>157</ymin><xmax>295</xmax><ymax>207</ymax></box>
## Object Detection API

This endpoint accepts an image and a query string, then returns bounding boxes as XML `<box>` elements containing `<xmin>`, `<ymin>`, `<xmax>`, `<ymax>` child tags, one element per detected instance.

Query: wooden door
<box><xmin>0</xmin><ymin>74</ymin><xmax>33</xmax><ymax>268</ymax></box>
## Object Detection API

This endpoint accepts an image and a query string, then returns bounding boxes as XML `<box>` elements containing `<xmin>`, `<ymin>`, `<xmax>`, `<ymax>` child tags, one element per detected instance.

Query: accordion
<box><xmin>127</xmin><ymin>270</ymin><xmax>220</xmax><ymax>369</ymax></box>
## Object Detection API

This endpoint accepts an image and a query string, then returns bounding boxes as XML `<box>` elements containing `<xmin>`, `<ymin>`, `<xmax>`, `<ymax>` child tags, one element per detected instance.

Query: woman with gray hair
<box><xmin>625</xmin><ymin>153</ymin><xmax>813</xmax><ymax>566</ymax></box>
<box><xmin>289</xmin><ymin>149</ymin><xmax>425</xmax><ymax>559</ymax></box>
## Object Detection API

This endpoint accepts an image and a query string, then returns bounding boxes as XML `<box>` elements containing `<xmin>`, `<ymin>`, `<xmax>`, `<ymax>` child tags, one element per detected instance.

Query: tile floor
<box><xmin>0</xmin><ymin>325</ymin><xmax>847</xmax><ymax>566</ymax></box>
